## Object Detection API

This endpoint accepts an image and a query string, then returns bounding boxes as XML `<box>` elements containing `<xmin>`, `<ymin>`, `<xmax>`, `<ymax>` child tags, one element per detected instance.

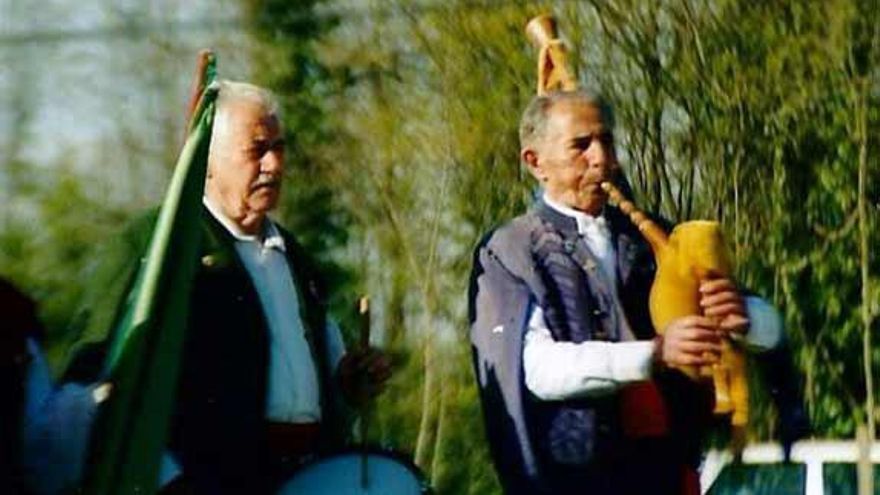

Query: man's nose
<box><xmin>261</xmin><ymin>150</ymin><xmax>285</xmax><ymax>174</ymax></box>
<box><xmin>586</xmin><ymin>141</ymin><xmax>613</xmax><ymax>171</ymax></box>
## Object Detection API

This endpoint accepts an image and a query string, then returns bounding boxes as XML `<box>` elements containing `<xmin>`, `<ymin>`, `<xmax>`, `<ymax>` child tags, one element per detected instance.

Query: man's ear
<box><xmin>521</xmin><ymin>148</ymin><xmax>545</xmax><ymax>181</ymax></box>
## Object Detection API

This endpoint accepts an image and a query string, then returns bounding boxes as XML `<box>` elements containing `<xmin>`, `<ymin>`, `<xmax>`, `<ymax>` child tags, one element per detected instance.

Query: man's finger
<box><xmin>355</xmin><ymin>349</ymin><xmax>384</xmax><ymax>368</ymax></box>
<box><xmin>365</xmin><ymin>359</ymin><xmax>382</xmax><ymax>373</ymax></box>
<box><xmin>699</xmin><ymin>278</ymin><xmax>737</xmax><ymax>294</ymax></box>
<box><xmin>678</xmin><ymin>341</ymin><xmax>722</xmax><ymax>355</ymax></box>
<box><xmin>703</xmin><ymin>302</ymin><xmax>746</xmax><ymax>318</ymax></box>
<box><xmin>672</xmin><ymin>353</ymin><xmax>717</xmax><ymax>366</ymax></box>
<box><xmin>666</xmin><ymin>315</ymin><xmax>717</xmax><ymax>332</ymax></box>
<box><xmin>678</xmin><ymin>327</ymin><xmax>722</xmax><ymax>343</ymax></box>
<box><xmin>367</xmin><ymin>358</ymin><xmax>391</xmax><ymax>375</ymax></box>
<box><xmin>700</xmin><ymin>291</ymin><xmax>743</xmax><ymax>310</ymax></box>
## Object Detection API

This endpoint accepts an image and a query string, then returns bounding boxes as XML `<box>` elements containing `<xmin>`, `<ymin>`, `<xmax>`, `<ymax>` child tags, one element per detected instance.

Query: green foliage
<box><xmin>0</xmin><ymin>159</ymin><xmax>131</xmax><ymax>366</ymax></box>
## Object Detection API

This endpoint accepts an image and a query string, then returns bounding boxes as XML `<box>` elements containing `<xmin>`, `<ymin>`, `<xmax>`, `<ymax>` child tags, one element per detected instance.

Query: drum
<box><xmin>276</xmin><ymin>447</ymin><xmax>431</xmax><ymax>495</ymax></box>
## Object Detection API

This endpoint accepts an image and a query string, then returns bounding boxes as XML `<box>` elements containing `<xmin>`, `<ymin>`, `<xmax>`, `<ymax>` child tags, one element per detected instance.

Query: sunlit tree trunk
<box><xmin>414</xmin><ymin>333</ymin><xmax>439</xmax><ymax>472</ymax></box>
<box><xmin>856</xmin><ymin>75</ymin><xmax>874</xmax><ymax>495</ymax></box>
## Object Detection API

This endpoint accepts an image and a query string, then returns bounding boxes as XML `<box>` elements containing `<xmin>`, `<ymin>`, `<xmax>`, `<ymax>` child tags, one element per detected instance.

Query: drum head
<box><xmin>277</xmin><ymin>448</ymin><xmax>429</xmax><ymax>495</ymax></box>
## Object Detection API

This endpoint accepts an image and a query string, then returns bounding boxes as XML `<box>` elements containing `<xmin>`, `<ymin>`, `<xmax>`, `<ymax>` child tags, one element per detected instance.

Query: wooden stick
<box><xmin>183</xmin><ymin>49</ymin><xmax>215</xmax><ymax>137</ymax></box>
<box><xmin>358</xmin><ymin>296</ymin><xmax>370</xmax><ymax>350</ymax></box>
<box><xmin>358</xmin><ymin>296</ymin><xmax>371</xmax><ymax>489</ymax></box>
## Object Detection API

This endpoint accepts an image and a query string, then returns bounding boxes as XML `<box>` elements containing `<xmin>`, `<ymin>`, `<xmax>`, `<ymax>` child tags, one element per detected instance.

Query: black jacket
<box><xmin>63</xmin><ymin>207</ymin><xmax>347</xmax><ymax>494</ymax></box>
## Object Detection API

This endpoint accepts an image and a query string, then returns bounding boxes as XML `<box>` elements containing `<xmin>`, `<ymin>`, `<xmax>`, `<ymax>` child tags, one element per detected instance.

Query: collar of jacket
<box><xmin>534</xmin><ymin>198</ymin><xmax>636</xmax><ymax>239</ymax></box>
<box><xmin>198</xmin><ymin>207</ymin><xmax>246</xmax><ymax>272</ymax></box>
<box><xmin>533</xmin><ymin>198</ymin><xmax>651</xmax><ymax>290</ymax></box>
<box><xmin>534</xmin><ymin>198</ymin><xmax>579</xmax><ymax>236</ymax></box>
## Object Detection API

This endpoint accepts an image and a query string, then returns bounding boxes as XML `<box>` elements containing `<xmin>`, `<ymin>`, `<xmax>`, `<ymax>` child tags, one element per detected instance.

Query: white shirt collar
<box><xmin>203</xmin><ymin>197</ymin><xmax>286</xmax><ymax>252</ymax></box>
<box><xmin>542</xmin><ymin>193</ymin><xmax>608</xmax><ymax>236</ymax></box>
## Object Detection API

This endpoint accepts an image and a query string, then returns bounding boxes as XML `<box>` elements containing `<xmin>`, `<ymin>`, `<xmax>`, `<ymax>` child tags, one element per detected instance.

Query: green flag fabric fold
<box><xmin>84</xmin><ymin>79</ymin><xmax>218</xmax><ymax>495</ymax></box>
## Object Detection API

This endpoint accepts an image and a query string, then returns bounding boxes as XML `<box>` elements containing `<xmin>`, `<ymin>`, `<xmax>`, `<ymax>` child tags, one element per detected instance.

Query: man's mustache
<box><xmin>582</xmin><ymin>168</ymin><xmax>618</xmax><ymax>188</ymax></box>
<box><xmin>251</xmin><ymin>176</ymin><xmax>281</xmax><ymax>191</ymax></box>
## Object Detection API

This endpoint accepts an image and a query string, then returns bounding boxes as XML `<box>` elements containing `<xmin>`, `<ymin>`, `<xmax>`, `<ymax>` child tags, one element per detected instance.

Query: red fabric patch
<box><xmin>619</xmin><ymin>381</ymin><xmax>669</xmax><ymax>437</ymax></box>
<box><xmin>681</xmin><ymin>465</ymin><xmax>701</xmax><ymax>495</ymax></box>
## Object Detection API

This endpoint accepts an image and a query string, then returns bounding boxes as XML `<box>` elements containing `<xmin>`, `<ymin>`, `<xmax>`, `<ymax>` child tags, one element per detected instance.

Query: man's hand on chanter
<box><xmin>655</xmin><ymin>316</ymin><xmax>723</xmax><ymax>369</ymax></box>
<box><xmin>699</xmin><ymin>277</ymin><xmax>750</xmax><ymax>336</ymax></box>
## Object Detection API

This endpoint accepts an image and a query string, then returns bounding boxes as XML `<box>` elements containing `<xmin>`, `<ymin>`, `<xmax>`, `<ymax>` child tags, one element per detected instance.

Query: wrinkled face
<box><xmin>206</xmin><ymin>99</ymin><xmax>285</xmax><ymax>225</ymax></box>
<box><xmin>523</xmin><ymin>100</ymin><xmax>617</xmax><ymax>215</ymax></box>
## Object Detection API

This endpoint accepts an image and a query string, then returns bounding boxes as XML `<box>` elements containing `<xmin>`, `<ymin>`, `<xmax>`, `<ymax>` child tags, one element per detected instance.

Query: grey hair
<box><xmin>212</xmin><ymin>80</ymin><xmax>281</xmax><ymax>139</ymax></box>
<box><xmin>518</xmin><ymin>89</ymin><xmax>615</xmax><ymax>151</ymax></box>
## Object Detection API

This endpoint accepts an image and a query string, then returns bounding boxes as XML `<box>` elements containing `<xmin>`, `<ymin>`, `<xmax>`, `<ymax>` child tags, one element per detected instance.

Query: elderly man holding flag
<box><xmin>37</xmin><ymin>57</ymin><xmax>390</xmax><ymax>495</ymax></box>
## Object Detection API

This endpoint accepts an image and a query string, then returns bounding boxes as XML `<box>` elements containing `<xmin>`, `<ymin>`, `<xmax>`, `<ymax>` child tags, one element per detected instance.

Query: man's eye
<box><xmin>572</xmin><ymin>137</ymin><xmax>592</xmax><ymax>151</ymax></box>
<box><xmin>251</xmin><ymin>140</ymin><xmax>283</xmax><ymax>157</ymax></box>
<box><xmin>250</xmin><ymin>143</ymin><xmax>269</xmax><ymax>157</ymax></box>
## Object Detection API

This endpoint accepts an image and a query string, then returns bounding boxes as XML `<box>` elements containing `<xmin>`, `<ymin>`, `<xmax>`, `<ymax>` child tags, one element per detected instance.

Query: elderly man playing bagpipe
<box><xmin>468</xmin><ymin>17</ymin><xmax>808</xmax><ymax>495</ymax></box>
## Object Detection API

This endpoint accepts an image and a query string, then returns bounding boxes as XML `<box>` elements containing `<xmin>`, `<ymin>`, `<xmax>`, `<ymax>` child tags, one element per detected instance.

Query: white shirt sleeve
<box><xmin>523</xmin><ymin>296</ymin><xmax>785</xmax><ymax>402</ymax></box>
<box><xmin>522</xmin><ymin>307</ymin><xmax>655</xmax><ymax>401</ymax></box>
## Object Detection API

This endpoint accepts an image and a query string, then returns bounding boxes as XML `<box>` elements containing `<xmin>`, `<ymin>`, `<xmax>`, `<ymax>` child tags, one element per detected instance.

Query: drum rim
<box><xmin>288</xmin><ymin>445</ymin><xmax>432</xmax><ymax>494</ymax></box>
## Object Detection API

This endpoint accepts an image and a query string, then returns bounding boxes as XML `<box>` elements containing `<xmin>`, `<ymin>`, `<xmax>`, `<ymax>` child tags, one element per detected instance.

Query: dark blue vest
<box><xmin>526</xmin><ymin>202</ymin><xmax>656</xmax><ymax>469</ymax></box>
<box><xmin>469</xmin><ymin>200</ymin><xmax>709</xmax><ymax>494</ymax></box>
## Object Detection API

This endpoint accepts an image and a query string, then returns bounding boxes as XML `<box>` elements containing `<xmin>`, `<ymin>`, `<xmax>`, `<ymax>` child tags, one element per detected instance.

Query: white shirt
<box><xmin>203</xmin><ymin>198</ymin><xmax>345</xmax><ymax>423</ymax></box>
<box><xmin>523</xmin><ymin>196</ymin><xmax>783</xmax><ymax>401</ymax></box>
<box><xmin>154</xmin><ymin>199</ymin><xmax>348</xmax><ymax>484</ymax></box>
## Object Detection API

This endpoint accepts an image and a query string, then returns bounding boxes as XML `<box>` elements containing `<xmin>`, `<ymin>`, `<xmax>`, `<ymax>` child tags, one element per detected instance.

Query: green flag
<box><xmin>83</xmin><ymin>71</ymin><xmax>218</xmax><ymax>495</ymax></box>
